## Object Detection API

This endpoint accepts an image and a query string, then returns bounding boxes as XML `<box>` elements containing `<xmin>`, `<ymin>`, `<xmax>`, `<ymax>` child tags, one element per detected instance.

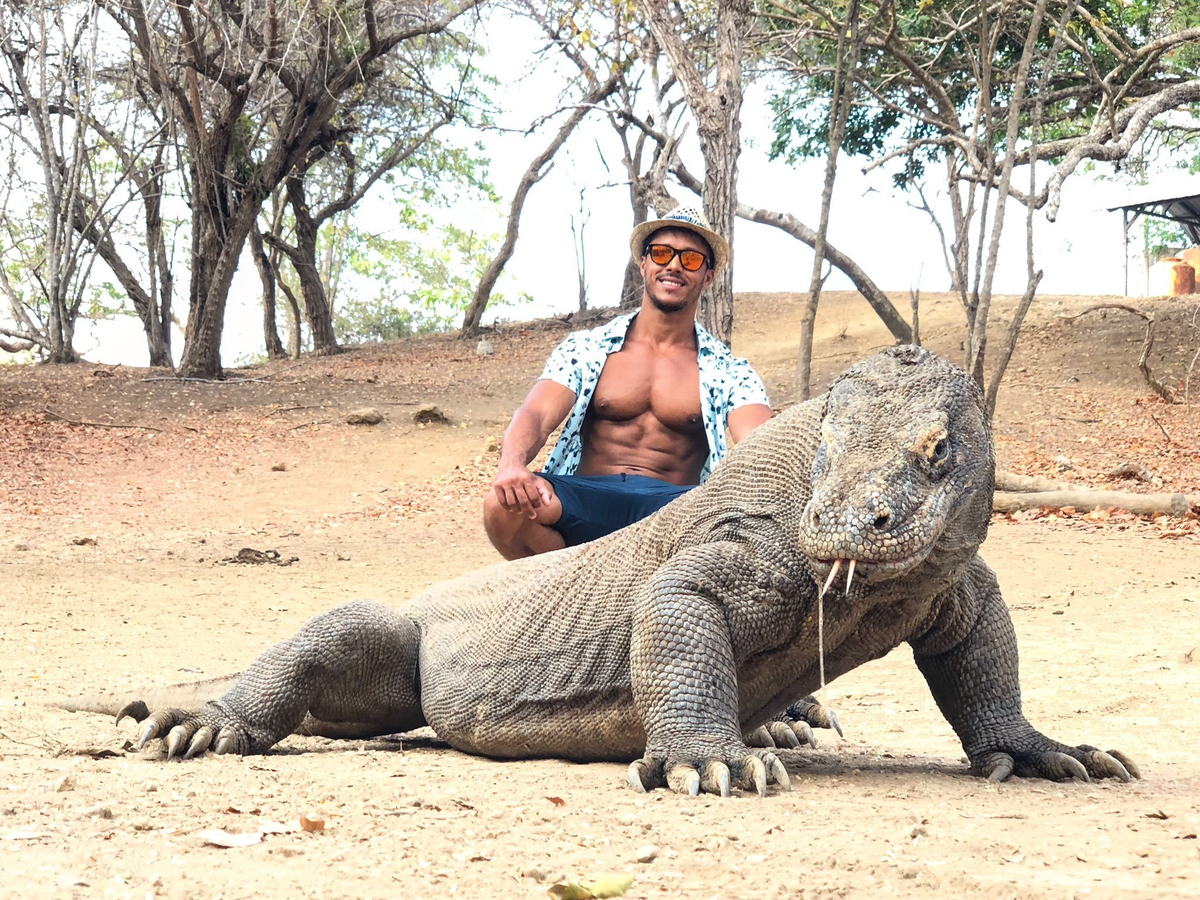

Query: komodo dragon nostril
<box><xmin>873</xmin><ymin>511</ymin><xmax>890</xmax><ymax>530</ymax></box>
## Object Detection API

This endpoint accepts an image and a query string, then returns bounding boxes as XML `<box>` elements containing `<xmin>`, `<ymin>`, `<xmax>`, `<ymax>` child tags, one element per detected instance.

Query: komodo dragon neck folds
<box><xmin>60</xmin><ymin>346</ymin><xmax>1138</xmax><ymax>797</ymax></box>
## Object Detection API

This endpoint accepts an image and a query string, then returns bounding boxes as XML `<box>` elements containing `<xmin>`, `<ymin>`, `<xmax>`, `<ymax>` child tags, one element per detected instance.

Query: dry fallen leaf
<box><xmin>299</xmin><ymin>815</ymin><xmax>325</xmax><ymax>833</ymax></box>
<box><xmin>547</xmin><ymin>874</ymin><xmax>635</xmax><ymax>900</ymax></box>
<box><xmin>546</xmin><ymin>796</ymin><xmax>567</xmax><ymax>807</ymax></box>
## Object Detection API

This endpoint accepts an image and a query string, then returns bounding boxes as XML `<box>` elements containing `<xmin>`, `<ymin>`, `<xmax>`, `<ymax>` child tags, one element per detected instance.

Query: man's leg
<box><xmin>483</xmin><ymin>478</ymin><xmax>565</xmax><ymax>560</ymax></box>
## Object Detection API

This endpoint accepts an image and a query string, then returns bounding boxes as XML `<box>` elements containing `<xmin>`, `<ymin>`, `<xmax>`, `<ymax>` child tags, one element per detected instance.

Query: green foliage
<box><xmin>1142</xmin><ymin>217</ymin><xmax>1189</xmax><ymax>261</ymax></box>
<box><xmin>332</xmin><ymin>212</ymin><xmax>526</xmax><ymax>345</ymax></box>
<box><xmin>762</xmin><ymin>0</ymin><xmax>1200</xmax><ymax>190</ymax></box>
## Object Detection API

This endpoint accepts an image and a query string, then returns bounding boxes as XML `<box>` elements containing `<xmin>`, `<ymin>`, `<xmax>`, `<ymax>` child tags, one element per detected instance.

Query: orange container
<box><xmin>1169</xmin><ymin>259</ymin><xmax>1195</xmax><ymax>295</ymax></box>
<box><xmin>1180</xmin><ymin>245</ymin><xmax>1200</xmax><ymax>273</ymax></box>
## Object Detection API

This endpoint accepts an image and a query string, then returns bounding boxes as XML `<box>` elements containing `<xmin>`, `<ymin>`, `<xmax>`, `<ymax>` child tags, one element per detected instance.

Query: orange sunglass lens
<box><xmin>647</xmin><ymin>245</ymin><xmax>707</xmax><ymax>270</ymax></box>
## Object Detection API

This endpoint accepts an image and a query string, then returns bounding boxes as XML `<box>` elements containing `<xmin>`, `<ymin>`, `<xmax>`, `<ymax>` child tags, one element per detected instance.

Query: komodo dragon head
<box><xmin>797</xmin><ymin>345</ymin><xmax>994</xmax><ymax>587</ymax></box>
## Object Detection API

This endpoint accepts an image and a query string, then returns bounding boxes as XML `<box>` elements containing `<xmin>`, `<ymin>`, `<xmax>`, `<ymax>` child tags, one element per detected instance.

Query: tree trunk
<box><xmin>73</xmin><ymin>203</ymin><xmax>173</xmax><ymax>367</ymax></box>
<box><xmin>178</xmin><ymin>194</ymin><xmax>258</xmax><ymax>378</ymax></box>
<box><xmin>250</xmin><ymin>226</ymin><xmax>288</xmax><ymax>360</ymax></box>
<box><xmin>285</xmin><ymin>177</ymin><xmax>339</xmax><ymax>355</ymax></box>
<box><xmin>797</xmin><ymin>0</ymin><xmax>861</xmax><ymax>400</ymax></box>
<box><xmin>642</xmin><ymin>0</ymin><xmax>750</xmax><ymax>346</ymax></box>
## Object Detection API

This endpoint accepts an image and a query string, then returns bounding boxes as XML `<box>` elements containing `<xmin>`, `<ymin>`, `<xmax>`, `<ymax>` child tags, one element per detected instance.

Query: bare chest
<box><xmin>590</xmin><ymin>343</ymin><xmax>705</xmax><ymax>432</ymax></box>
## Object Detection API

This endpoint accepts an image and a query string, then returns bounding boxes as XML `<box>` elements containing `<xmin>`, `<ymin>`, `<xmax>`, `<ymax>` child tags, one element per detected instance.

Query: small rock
<box><xmin>476</xmin><ymin>338</ymin><xmax>494</xmax><ymax>357</ymax></box>
<box><xmin>1054</xmin><ymin>455</ymin><xmax>1073</xmax><ymax>473</ymax></box>
<box><xmin>484</xmin><ymin>435</ymin><xmax>502</xmax><ymax>453</ymax></box>
<box><xmin>412</xmin><ymin>404</ymin><xmax>449</xmax><ymax>425</ymax></box>
<box><xmin>635</xmin><ymin>844</ymin><xmax>659</xmax><ymax>863</ymax></box>
<box><xmin>80</xmin><ymin>805</ymin><xmax>113</xmax><ymax>819</ymax></box>
<box><xmin>71</xmin><ymin>537</ymin><xmax>97</xmax><ymax>547</ymax></box>
<box><xmin>54</xmin><ymin>775</ymin><xmax>76</xmax><ymax>793</ymax></box>
<box><xmin>345</xmin><ymin>408</ymin><xmax>383</xmax><ymax>426</ymax></box>
<box><xmin>12</xmin><ymin>542</ymin><xmax>29</xmax><ymax>552</ymax></box>
<box><xmin>271</xmin><ymin>462</ymin><xmax>288</xmax><ymax>472</ymax></box>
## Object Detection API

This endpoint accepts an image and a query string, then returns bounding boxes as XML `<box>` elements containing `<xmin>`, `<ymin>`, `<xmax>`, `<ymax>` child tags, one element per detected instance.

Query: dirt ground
<box><xmin>2</xmin><ymin>290</ymin><xmax>1199</xmax><ymax>900</ymax></box>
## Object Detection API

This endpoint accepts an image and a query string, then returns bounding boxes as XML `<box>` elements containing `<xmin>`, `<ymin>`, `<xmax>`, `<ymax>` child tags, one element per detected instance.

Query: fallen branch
<box><xmin>994</xmin><ymin>489</ymin><xmax>1197</xmax><ymax>516</ymax></box>
<box><xmin>1057</xmin><ymin>304</ymin><xmax>1178</xmax><ymax>403</ymax></box>
<box><xmin>995</xmin><ymin>471</ymin><xmax>1076</xmax><ymax>492</ymax></box>
<box><xmin>43</xmin><ymin>406</ymin><xmax>162</xmax><ymax>433</ymax></box>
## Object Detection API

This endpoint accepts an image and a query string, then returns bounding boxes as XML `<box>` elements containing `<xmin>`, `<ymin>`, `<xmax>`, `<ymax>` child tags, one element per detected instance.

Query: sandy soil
<box><xmin>2</xmin><ymin>291</ymin><xmax>1199</xmax><ymax>900</ymax></box>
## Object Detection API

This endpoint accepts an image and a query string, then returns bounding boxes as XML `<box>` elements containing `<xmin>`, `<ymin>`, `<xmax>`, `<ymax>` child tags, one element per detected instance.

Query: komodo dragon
<box><xmin>60</xmin><ymin>346</ymin><xmax>1138</xmax><ymax>796</ymax></box>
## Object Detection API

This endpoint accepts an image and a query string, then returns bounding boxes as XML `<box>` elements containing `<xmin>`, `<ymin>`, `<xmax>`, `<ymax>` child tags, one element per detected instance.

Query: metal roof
<box><xmin>1106</xmin><ymin>183</ymin><xmax>1200</xmax><ymax>243</ymax></box>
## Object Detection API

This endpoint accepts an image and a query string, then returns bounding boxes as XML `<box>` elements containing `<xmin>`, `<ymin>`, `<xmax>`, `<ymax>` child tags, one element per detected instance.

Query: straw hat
<box><xmin>629</xmin><ymin>205</ymin><xmax>730</xmax><ymax>276</ymax></box>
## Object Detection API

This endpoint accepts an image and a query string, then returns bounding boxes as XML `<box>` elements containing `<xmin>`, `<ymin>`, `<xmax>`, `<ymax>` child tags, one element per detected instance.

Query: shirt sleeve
<box><xmin>724</xmin><ymin>355</ymin><xmax>771</xmax><ymax>410</ymax></box>
<box><xmin>537</xmin><ymin>332</ymin><xmax>585</xmax><ymax>397</ymax></box>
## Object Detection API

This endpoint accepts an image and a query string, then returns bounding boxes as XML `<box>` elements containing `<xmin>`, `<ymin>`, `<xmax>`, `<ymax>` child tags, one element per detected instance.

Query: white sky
<box><xmin>69</xmin><ymin>13</ymin><xmax>1195</xmax><ymax>367</ymax></box>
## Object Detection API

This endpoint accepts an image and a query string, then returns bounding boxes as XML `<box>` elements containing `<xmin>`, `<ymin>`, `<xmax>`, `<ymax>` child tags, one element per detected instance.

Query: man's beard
<box><xmin>648</xmin><ymin>288</ymin><xmax>692</xmax><ymax>314</ymax></box>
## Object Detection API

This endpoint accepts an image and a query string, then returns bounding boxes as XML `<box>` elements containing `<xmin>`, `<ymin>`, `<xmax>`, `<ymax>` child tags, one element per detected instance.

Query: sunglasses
<box><xmin>644</xmin><ymin>243</ymin><xmax>710</xmax><ymax>272</ymax></box>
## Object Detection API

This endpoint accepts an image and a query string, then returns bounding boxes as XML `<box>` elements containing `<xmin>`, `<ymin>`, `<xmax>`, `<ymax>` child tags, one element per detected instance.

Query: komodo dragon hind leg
<box><xmin>745</xmin><ymin>696</ymin><xmax>843</xmax><ymax>750</ymax></box>
<box><xmin>129</xmin><ymin>599</ymin><xmax>426</xmax><ymax>758</ymax></box>
<box><xmin>913</xmin><ymin>563</ymin><xmax>1139</xmax><ymax>784</ymax></box>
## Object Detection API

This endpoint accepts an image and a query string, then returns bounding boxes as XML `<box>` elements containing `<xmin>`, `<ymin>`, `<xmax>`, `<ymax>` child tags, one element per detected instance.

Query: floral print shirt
<box><xmin>538</xmin><ymin>312</ymin><xmax>771</xmax><ymax>483</ymax></box>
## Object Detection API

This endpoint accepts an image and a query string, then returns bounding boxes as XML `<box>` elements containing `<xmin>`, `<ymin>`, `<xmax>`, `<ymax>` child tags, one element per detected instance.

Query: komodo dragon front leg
<box><xmin>129</xmin><ymin>600</ymin><xmax>424</xmax><ymax>757</ymax></box>
<box><xmin>912</xmin><ymin>560</ymin><xmax>1139</xmax><ymax>783</ymax></box>
<box><xmin>626</xmin><ymin>544</ymin><xmax>796</xmax><ymax>798</ymax></box>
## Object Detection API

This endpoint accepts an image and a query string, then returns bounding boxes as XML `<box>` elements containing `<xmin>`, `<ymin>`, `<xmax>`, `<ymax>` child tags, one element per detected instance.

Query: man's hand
<box><xmin>492</xmin><ymin>462</ymin><xmax>555</xmax><ymax>519</ymax></box>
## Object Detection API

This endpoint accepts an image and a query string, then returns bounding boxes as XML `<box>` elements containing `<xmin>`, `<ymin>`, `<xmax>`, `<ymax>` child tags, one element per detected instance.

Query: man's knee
<box><xmin>482</xmin><ymin>489</ymin><xmax>565</xmax><ymax>560</ymax></box>
<box><xmin>482</xmin><ymin>491</ymin><xmax>515</xmax><ymax>544</ymax></box>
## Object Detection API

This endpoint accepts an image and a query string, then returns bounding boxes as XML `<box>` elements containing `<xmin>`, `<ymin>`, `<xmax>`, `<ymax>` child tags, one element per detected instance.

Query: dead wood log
<box><xmin>993</xmin><ymin>489</ymin><xmax>1197</xmax><ymax>516</ymax></box>
<box><xmin>994</xmin><ymin>471</ymin><xmax>1076</xmax><ymax>493</ymax></box>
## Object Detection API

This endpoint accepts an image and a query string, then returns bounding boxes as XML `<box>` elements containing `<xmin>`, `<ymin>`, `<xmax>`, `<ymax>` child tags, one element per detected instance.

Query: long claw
<box><xmin>746</xmin><ymin>725</ymin><xmax>775</xmax><ymax>748</ymax></box>
<box><xmin>984</xmin><ymin>753</ymin><xmax>1015</xmax><ymax>783</ymax></box>
<box><xmin>136</xmin><ymin>721</ymin><xmax>158</xmax><ymax>750</ymax></box>
<box><xmin>627</xmin><ymin>761</ymin><xmax>650</xmax><ymax>793</ymax></box>
<box><xmin>767</xmin><ymin>721</ymin><xmax>801</xmax><ymax>749</ymax></box>
<box><xmin>826</xmin><ymin>708</ymin><xmax>843</xmax><ymax>738</ymax></box>
<box><xmin>667</xmin><ymin>765</ymin><xmax>701</xmax><ymax>796</ymax></box>
<box><xmin>185</xmin><ymin>726</ymin><xmax>215</xmax><ymax>759</ymax></box>
<box><xmin>770</xmin><ymin>756</ymin><xmax>791</xmax><ymax>791</ymax></box>
<box><xmin>844</xmin><ymin>558</ymin><xmax>856</xmax><ymax>596</ymax></box>
<box><xmin>1085</xmin><ymin>750</ymin><xmax>1132</xmax><ymax>783</ymax></box>
<box><xmin>789</xmin><ymin>720</ymin><xmax>816</xmax><ymax>747</ymax></box>
<box><xmin>165</xmin><ymin>725</ymin><xmax>188</xmax><ymax>760</ymax></box>
<box><xmin>746</xmin><ymin>756</ymin><xmax>768</xmax><ymax>797</ymax></box>
<box><xmin>820</xmin><ymin>559</ymin><xmax>842</xmax><ymax>599</ymax></box>
<box><xmin>1106</xmin><ymin>749</ymin><xmax>1141</xmax><ymax>780</ymax></box>
<box><xmin>214</xmin><ymin>730</ymin><xmax>236</xmax><ymax>755</ymax></box>
<box><xmin>115</xmin><ymin>700</ymin><xmax>149</xmax><ymax>727</ymax></box>
<box><xmin>701</xmin><ymin>761</ymin><xmax>731</xmax><ymax>798</ymax></box>
<box><xmin>1055</xmin><ymin>752</ymin><xmax>1090</xmax><ymax>783</ymax></box>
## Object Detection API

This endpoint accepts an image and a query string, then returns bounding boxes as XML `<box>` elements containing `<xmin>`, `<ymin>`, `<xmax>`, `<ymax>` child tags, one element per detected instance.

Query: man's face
<box><xmin>639</xmin><ymin>227</ymin><xmax>716</xmax><ymax>314</ymax></box>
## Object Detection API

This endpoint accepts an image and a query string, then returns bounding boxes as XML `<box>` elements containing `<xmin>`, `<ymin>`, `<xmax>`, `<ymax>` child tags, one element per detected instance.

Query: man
<box><xmin>484</xmin><ymin>206</ymin><xmax>773</xmax><ymax>559</ymax></box>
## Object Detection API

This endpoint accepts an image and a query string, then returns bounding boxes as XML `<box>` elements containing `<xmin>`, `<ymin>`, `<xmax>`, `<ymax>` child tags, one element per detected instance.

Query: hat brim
<box><xmin>630</xmin><ymin>217</ymin><xmax>730</xmax><ymax>277</ymax></box>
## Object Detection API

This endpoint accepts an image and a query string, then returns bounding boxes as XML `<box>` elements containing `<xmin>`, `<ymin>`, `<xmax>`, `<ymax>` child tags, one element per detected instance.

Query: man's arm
<box><xmin>492</xmin><ymin>379</ymin><xmax>577</xmax><ymax>517</ymax></box>
<box><xmin>727</xmin><ymin>403</ymin><xmax>773</xmax><ymax>443</ymax></box>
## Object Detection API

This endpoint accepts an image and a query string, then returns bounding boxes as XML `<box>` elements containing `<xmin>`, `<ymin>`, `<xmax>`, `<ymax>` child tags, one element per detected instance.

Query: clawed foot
<box><xmin>627</xmin><ymin>745</ymin><xmax>791</xmax><ymax>798</ymax></box>
<box><xmin>975</xmin><ymin>743</ymin><xmax>1140</xmax><ymax>784</ymax></box>
<box><xmin>747</xmin><ymin>697</ymin><xmax>843</xmax><ymax>749</ymax></box>
<box><xmin>116</xmin><ymin>700</ymin><xmax>270</xmax><ymax>759</ymax></box>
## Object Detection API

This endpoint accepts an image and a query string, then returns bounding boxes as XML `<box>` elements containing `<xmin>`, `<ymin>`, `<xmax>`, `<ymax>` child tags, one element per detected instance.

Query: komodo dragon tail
<box><xmin>50</xmin><ymin>675</ymin><xmax>402</xmax><ymax>741</ymax></box>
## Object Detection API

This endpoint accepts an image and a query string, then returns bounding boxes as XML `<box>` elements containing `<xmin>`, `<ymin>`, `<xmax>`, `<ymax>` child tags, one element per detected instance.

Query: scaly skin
<box><xmin>64</xmin><ymin>346</ymin><xmax>1138</xmax><ymax>795</ymax></box>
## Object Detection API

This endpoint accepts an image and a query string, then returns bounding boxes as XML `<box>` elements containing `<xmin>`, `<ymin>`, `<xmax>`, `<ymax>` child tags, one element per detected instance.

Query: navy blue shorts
<box><xmin>538</xmin><ymin>473</ymin><xmax>696</xmax><ymax>547</ymax></box>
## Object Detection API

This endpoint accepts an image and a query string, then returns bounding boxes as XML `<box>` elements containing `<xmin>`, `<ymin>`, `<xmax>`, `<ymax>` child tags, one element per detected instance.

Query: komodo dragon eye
<box><xmin>932</xmin><ymin>438</ymin><xmax>949</xmax><ymax>463</ymax></box>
